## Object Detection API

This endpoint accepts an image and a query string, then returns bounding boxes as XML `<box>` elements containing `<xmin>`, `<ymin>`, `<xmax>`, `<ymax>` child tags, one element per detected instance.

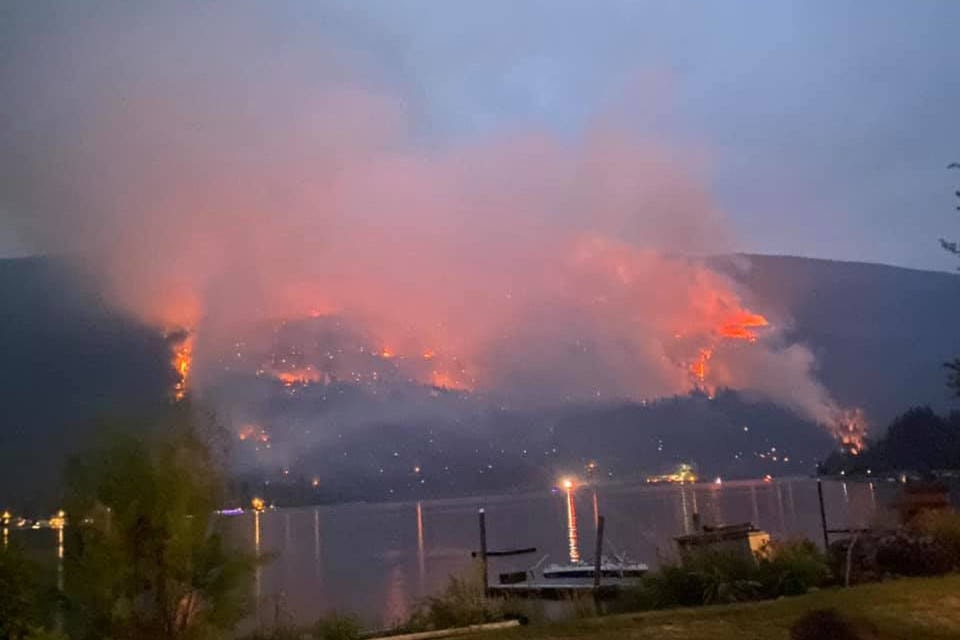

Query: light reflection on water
<box><xmin>416</xmin><ymin>501</ymin><xmax>425</xmax><ymax>590</ymax></box>
<box><xmin>224</xmin><ymin>478</ymin><xmax>889</xmax><ymax>628</ymax></box>
<box><xmin>564</xmin><ymin>488</ymin><xmax>580</xmax><ymax>563</ymax></box>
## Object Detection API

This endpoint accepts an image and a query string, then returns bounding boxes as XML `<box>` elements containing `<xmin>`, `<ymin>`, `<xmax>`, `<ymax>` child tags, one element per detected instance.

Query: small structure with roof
<box><xmin>674</xmin><ymin>522</ymin><xmax>770</xmax><ymax>564</ymax></box>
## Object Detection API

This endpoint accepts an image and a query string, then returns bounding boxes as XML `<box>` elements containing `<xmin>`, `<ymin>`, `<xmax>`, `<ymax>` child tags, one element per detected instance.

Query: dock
<box><xmin>486</xmin><ymin>582</ymin><xmax>621</xmax><ymax>599</ymax></box>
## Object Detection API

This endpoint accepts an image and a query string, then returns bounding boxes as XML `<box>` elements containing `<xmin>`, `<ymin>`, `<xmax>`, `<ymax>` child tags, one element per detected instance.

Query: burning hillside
<box><xmin>3</xmin><ymin>13</ymin><xmax>868</xmax><ymax>454</ymax></box>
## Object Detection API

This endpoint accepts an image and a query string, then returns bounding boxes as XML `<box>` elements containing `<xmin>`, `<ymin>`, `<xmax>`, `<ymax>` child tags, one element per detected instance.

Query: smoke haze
<box><xmin>1</xmin><ymin>3</ymin><xmax>856</xmax><ymax>441</ymax></box>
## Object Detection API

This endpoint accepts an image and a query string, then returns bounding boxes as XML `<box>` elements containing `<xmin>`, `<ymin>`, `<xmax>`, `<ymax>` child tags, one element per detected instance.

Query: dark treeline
<box><xmin>821</xmin><ymin>406</ymin><xmax>960</xmax><ymax>475</ymax></box>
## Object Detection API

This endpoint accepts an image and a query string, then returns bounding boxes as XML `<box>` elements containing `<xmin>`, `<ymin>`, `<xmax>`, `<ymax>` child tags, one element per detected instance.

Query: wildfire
<box><xmin>685</xmin><ymin>308</ymin><xmax>770</xmax><ymax>392</ymax></box>
<box><xmin>170</xmin><ymin>332</ymin><xmax>194</xmax><ymax>402</ymax></box>
<box><xmin>717</xmin><ymin>311</ymin><xmax>769</xmax><ymax>342</ymax></box>
<box><xmin>689</xmin><ymin>347</ymin><xmax>713</xmax><ymax>385</ymax></box>
<box><xmin>273</xmin><ymin>366</ymin><xmax>322</xmax><ymax>387</ymax></box>
<box><xmin>430</xmin><ymin>369</ymin><xmax>470</xmax><ymax>391</ymax></box>
<box><xmin>833</xmin><ymin>407</ymin><xmax>868</xmax><ymax>455</ymax></box>
<box><xmin>238</xmin><ymin>424</ymin><xmax>270</xmax><ymax>443</ymax></box>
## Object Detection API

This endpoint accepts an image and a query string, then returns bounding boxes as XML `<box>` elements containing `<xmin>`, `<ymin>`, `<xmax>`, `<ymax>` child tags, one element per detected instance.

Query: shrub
<box><xmin>829</xmin><ymin>527</ymin><xmax>955</xmax><ymax>583</ymax></box>
<box><xmin>405</xmin><ymin>563</ymin><xmax>502</xmax><ymax>631</ymax></box>
<box><xmin>312</xmin><ymin>613</ymin><xmax>360</xmax><ymax>640</ymax></box>
<box><xmin>913</xmin><ymin>509</ymin><xmax>960</xmax><ymax>570</ymax></box>
<box><xmin>0</xmin><ymin>544</ymin><xmax>58</xmax><ymax>640</ymax></box>
<box><xmin>634</xmin><ymin>551</ymin><xmax>760</xmax><ymax>609</ymax></box>
<box><xmin>617</xmin><ymin>539</ymin><xmax>832</xmax><ymax>613</ymax></box>
<box><xmin>874</xmin><ymin>530</ymin><xmax>952</xmax><ymax>577</ymax></box>
<box><xmin>756</xmin><ymin>539</ymin><xmax>832</xmax><ymax>596</ymax></box>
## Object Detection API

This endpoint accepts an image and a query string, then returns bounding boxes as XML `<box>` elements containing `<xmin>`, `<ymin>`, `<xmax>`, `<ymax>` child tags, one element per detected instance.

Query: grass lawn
<box><xmin>469</xmin><ymin>575</ymin><xmax>960</xmax><ymax>640</ymax></box>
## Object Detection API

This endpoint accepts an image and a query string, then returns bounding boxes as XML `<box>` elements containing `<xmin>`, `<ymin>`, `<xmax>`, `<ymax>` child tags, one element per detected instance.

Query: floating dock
<box><xmin>486</xmin><ymin>582</ymin><xmax>621</xmax><ymax>599</ymax></box>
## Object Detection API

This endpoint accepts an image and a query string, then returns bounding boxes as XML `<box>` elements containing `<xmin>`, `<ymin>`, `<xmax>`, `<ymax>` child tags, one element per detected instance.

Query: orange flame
<box><xmin>717</xmin><ymin>311</ymin><xmax>769</xmax><ymax>342</ymax></box>
<box><xmin>238</xmin><ymin>423</ymin><xmax>270</xmax><ymax>443</ymax></box>
<box><xmin>273</xmin><ymin>366</ymin><xmax>322</xmax><ymax>387</ymax></box>
<box><xmin>834</xmin><ymin>408</ymin><xmax>867</xmax><ymax>455</ymax></box>
<box><xmin>430</xmin><ymin>370</ymin><xmax>469</xmax><ymax>391</ymax></box>
<box><xmin>685</xmin><ymin>308</ymin><xmax>769</xmax><ymax>392</ymax></box>
<box><xmin>689</xmin><ymin>347</ymin><xmax>713</xmax><ymax>385</ymax></box>
<box><xmin>170</xmin><ymin>332</ymin><xmax>194</xmax><ymax>402</ymax></box>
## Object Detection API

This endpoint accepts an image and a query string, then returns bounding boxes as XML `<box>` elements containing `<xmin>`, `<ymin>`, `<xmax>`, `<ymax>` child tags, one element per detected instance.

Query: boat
<box><xmin>542</xmin><ymin>555</ymin><xmax>648</xmax><ymax>580</ymax></box>
<box><xmin>499</xmin><ymin>553</ymin><xmax>648</xmax><ymax>587</ymax></box>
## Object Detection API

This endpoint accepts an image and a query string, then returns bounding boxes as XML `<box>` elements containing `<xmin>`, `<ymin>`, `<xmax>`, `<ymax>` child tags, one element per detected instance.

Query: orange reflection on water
<box><xmin>565</xmin><ymin>488</ymin><xmax>580</xmax><ymax>563</ymax></box>
<box><xmin>416</xmin><ymin>501</ymin><xmax>425</xmax><ymax>588</ymax></box>
<box><xmin>254</xmin><ymin>511</ymin><xmax>262</xmax><ymax>619</ymax></box>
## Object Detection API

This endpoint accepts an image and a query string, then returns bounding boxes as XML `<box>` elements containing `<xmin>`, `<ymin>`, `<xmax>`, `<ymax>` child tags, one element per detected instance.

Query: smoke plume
<box><xmin>1</xmin><ymin>3</ymin><xmax>857</xmax><ymax>446</ymax></box>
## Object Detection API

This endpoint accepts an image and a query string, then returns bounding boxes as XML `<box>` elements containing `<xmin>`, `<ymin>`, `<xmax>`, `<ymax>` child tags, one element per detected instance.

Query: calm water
<box><xmin>225</xmin><ymin>478</ymin><xmax>887</xmax><ymax>628</ymax></box>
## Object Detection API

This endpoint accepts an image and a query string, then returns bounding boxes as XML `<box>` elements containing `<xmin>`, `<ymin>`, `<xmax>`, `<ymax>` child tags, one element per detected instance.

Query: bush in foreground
<box><xmin>756</xmin><ymin>539</ymin><xmax>832</xmax><ymax>597</ymax></box>
<box><xmin>617</xmin><ymin>539</ymin><xmax>831</xmax><ymax>612</ymax></box>
<box><xmin>404</xmin><ymin>563</ymin><xmax>502</xmax><ymax>631</ymax></box>
<box><xmin>828</xmin><ymin>518</ymin><xmax>960</xmax><ymax>584</ymax></box>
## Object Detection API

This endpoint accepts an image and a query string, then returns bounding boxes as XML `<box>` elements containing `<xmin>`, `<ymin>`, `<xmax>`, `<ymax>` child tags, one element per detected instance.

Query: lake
<box><xmin>226</xmin><ymin>477</ymin><xmax>888</xmax><ymax>628</ymax></box>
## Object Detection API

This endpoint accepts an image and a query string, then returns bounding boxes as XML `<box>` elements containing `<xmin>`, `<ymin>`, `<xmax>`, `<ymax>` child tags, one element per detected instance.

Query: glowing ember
<box><xmin>238</xmin><ymin>424</ymin><xmax>270</xmax><ymax>443</ymax></box>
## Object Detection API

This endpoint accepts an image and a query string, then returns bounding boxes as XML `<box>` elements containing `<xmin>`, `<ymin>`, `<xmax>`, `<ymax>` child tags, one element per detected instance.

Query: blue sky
<box><xmin>2</xmin><ymin>0</ymin><xmax>958</xmax><ymax>269</ymax></box>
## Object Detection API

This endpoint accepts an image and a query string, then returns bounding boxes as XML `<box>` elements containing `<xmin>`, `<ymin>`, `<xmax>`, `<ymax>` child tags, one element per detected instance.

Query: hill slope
<box><xmin>2</xmin><ymin>254</ymin><xmax>959</xmax><ymax>508</ymax></box>
<box><xmin>719</xmin><ymin>254</ymin><xmax>960</xmax><ymax>425</ymax></box>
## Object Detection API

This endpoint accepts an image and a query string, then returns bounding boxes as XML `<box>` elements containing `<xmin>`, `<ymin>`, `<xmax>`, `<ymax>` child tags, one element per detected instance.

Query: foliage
<box><xmin>404</xmin><ymin>562</ymin><xmax>502</xmax><ymax>631</ymax></box>
<box><xmin>61</xmin><ymin>403</ymin><xmax>253</xmax><ymax>640</ymax></box>
<box><xmin>483</xmin><ymin>575</ymin><xmax>960</xmax><ymax>640</ymax></box>
<box><xmin>618</xmin><ymin>541</ymin><xmax>831</xmax><ymax>613</ymax></box>
<box><xmin>913</xmin><ymin>509</ymin><xmax>960</xmax><ymax>570</ymax></box>
<box><xmin>625</xmin><ymin>551</ymin><xmax>759</xmax><ymax>610</ymax></box>
<box><xmin>828</xmin><ymin>526</ymin><xmax>956</xmax><ymax>583</ymax></box>
<box><xmin>789</xmin><ymin>608</ymin><xmax>872</xmax><ymax>640</ymax></box>
<box><xmin>241</xmin><ymin>612</ymin><xmax>360</xmax><ymax>640</ymax></box>
<box><xmin>756</xmin><ymin>539</ymin><xmax>832</xmax><ymax>597</ymax></box>
<box><xmin>874</xmin><ymin>531</ymin><xmax>952</xmax><ymax>577</ymax></box>
<box><xmin>311</xmin><ymin>613</ymin><xmax>360</xmax><ymax>640</ymax></box>
<box><xmin>0</xmin><ymin>544</ymin><xmax>45</xmax><ymax>640</ymax></box>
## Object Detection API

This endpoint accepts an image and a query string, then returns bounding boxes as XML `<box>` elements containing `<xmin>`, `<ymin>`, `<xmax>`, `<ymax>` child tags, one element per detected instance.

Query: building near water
<box><xmin>674</xmin><ymin>522</ymin><xmax>770</xmax><ymax>564</ymax></box>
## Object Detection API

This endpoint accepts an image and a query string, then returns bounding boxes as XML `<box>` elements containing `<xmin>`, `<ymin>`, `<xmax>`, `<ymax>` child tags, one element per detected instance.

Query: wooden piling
<box><xmin>593</xmin><ymin>515</ymin><xmax>605</xmax><ymax>590</ymax></box>
<box><xmin>817</xmin><ymin>478</ymin><xmax>830</xmax><ymax>551</ymax></box>
<box><xmin>478</xmin><ymin>508</ymin><xmax>489</xmax><ymax>594</ymax></box>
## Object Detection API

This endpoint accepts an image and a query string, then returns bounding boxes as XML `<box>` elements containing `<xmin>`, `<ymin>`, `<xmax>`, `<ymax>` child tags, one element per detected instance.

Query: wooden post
<box><xmin>817</xmin><ymin>478</ymin><xmax>830</xmax><ymax>551</ymax></box>
<box><xmin>593</xmin><ymin>515</ymin><xmax>605</xmax><ymax>590</ymax></box>
<box><xmin>478</xmin><ymin>508</ymin><xmax>488</xmax><ymax>594</ymax></box>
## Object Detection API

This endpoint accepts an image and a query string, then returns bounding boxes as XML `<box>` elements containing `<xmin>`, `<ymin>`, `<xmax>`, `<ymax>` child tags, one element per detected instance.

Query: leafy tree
<box><xmin>0</xmin><ymin>541</ymin><xmax>62</xmax><ymax>640</ymax></box>
<box><xmin>62</xmin><ymin>403</ymin><xmax>252</xmax><ymax>640</ymax></box>
<box><xmin>0</xmin><ymin>544</ymin><xmax>41</xmax><ymax>640</ymax></box>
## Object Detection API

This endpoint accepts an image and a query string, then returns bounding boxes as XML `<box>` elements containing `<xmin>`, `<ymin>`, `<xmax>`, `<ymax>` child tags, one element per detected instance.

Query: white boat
<box><xmin>498</xmin><ymin>553</ymin><xmax>648</xmax><ymax>586</ymax></box>
<box><xmin>542</xmin><ymin>556</ymin><xmax>648</xmax><ymax>580</ymax></box>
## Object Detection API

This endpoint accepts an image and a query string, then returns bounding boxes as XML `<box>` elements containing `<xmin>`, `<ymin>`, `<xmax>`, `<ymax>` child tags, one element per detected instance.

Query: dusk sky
<box><xmin>2</xmin><ymin>0</ymin><xmax>959</xmax><ymax>270</ymax></box>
